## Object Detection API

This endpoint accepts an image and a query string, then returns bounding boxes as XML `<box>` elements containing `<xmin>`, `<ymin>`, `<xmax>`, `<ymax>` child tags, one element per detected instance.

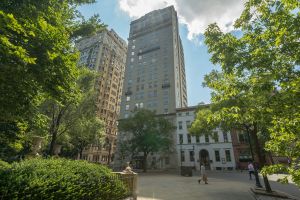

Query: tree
<box><xmin>39</xmin><ymin>68</ymin><xmax>103</xmax><ymax>156</ymax></box>
<box><xmin>189</xmin><ymin>71</ymin><xmax>274</xmax><ymax>190</ymax></box>
<box><xmin>118</xmin><ymin>109</ymin><xmax>175</xmax><ymax>172</ymax></box>
<box><xmin>68</xmin><ymin>117</ymin><xmax>104</xmax><ymax>159</ymax></box>
<box><xmin>199</xmin><ymin>0</ymin><xmax>299</xmax><ymax>188</ymax></box>
<box><xmin>0</xmin><ymin>0</ymin><xmax>105</xmax><ymax>159</ymax></box>
<box><xmin>67</xmin><ymin>75</ymin><xmax>105</xmax><ymax>158</ymax></box>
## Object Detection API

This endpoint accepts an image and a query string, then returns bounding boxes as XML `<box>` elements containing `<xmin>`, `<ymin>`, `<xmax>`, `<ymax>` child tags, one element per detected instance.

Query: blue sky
<box><xmin>79</xmin><ymin>0</ymin><xmax>245</xmax><ymax>106</ymax></box>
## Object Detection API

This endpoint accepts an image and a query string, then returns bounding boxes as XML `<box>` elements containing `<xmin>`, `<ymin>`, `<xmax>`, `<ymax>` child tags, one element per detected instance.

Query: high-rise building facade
<box><xmin>120</xmin><ymin>6</ymin><xmax>187</xmax><ymax>119</ymax></box>
<box><xmin>76</xmin><ymin>29</ymin><xmax>127</xmax><ymax>164</ymax></box>
<box><xmin>115</xmin><ymin>6</ymin><xmax>187</xmax><ymax>170</ymax></box>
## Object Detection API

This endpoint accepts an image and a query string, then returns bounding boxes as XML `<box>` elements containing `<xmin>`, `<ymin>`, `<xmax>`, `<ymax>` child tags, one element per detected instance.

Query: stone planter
<box><xmin>31</xmin><ymin>136</ymin><xmax>44</xmax><ymax>156</ymax></box>
<box><xmin>114</xmin><ymin>163</ymin><xmax>138</xmax><ymax>200</ymax></box>
<box><xmin>53</xmin><ymin>144</ymin><xmax>62</xmax><ymax>156</ymax></box>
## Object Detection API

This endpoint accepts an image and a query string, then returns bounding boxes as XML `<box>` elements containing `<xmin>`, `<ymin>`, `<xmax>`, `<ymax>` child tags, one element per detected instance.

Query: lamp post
<box><xmin>179</xmin><ymin>138</ymin><xmax>183</xmax><ymax>175</ymax></box>
<box><xmin>193</xmin><ymin>145</ymin><xmax>196</xmax><ymax>170</ymax></box>
<box><xmin>180</xmin><ymin>143</ymin><xmax>183</xmax><ymax>168</ymax></box>
<box><xmin>246</xmin><ymin>126</ymin><xmax>262</xmax><ymax>188</ymax></box>
<box><xmin>107</xmin><ymin>142</ymin><xmax>112</xmax><ymax>165</ymax></box>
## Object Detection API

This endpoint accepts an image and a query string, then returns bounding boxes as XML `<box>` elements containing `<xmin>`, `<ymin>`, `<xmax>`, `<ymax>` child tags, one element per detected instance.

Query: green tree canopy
<box><xmin>0</xmin><ymin>0</ymin><xmax>105</xmax><ymax>159</ymax></box>
<box><xmin>192</xmin><ymin>0</ymin><xmax>299</xmax><ymax>188</ymax></box>
<box><xmin>118</xmin><ymin>109</ymin><xmax>175</xmax><ymax>172</ymax></box>
<box><xmin>0</xmin><ymin>0</ymin><xmax>105</xmax><ymax>121</ymax></box>
<box><xmin>38</xmin><ymin>68</ymin><xmax>103</xmax><ymax>156</ymax></box>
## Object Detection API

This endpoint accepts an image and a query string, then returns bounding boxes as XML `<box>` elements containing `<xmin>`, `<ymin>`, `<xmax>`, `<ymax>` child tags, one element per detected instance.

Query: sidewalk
<box><xmin>251</xmin><ymin>174</ymin><xmax>299</xmax><ymax>200</ymax></box>
<box><xmin>252</xmin><ymin>189</ymin><xmax>299</xmax><ymax>200</ymax></box>
<box><xmin>136</xmin><ymin>171</ymin><xmax>300</xmax><ymax>200</ymax></box>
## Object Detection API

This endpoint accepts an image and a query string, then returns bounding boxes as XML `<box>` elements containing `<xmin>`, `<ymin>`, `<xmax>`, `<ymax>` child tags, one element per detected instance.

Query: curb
<box><xmin>250</xmin><ymin>187</ymin><xmax>300</xmax><ymax>200</ymax></box>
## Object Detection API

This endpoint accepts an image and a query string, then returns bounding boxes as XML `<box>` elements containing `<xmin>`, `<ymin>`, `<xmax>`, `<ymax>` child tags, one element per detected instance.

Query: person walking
<box><xmin>248</xmin><ymin>162</ymin><xmax>255</xmax><ymax>180</ymax></box>
<box><xmin>198</xmin><ymin>163</ymin><xmax>208</xmax><ymax>184</ymax></box>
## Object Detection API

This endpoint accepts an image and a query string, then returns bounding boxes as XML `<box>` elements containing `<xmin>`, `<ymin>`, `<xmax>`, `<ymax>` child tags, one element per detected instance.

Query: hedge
<box><xmin>0</xmin><ymin>158</ymin><xmax>129</xmax><ymax>200</ymax></box>
<box><xmin>0</xmin><ymin>160</ymin><xmax>11</xmax><ymax>170</ymax></box>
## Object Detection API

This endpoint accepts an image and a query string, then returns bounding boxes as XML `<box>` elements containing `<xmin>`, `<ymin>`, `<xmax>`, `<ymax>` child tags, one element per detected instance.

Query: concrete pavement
<box><xmin>136</xmin><ymin>171</ymin><xmax>300</xmax><ymax>200</ymax></box>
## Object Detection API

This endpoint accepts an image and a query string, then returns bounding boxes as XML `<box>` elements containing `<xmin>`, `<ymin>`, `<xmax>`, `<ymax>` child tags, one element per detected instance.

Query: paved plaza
<box><xmin>136</xmin><ymin>171</ymin><xmax>300</xmax><ymax>200</ymax></box>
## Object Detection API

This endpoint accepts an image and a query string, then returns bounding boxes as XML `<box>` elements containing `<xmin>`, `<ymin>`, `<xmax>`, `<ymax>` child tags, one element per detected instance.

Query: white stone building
<box><xmin>176</xmin><ymin>106</ymin><xmax>236</xmax><ymax>171</ymax></box>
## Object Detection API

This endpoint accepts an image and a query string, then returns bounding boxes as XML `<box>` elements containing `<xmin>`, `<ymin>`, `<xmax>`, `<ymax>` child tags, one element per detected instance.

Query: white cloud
<box><xmin>118</xmin><ymin>0</ymin><xmax>246</xmax><ymax>40</ymax></box>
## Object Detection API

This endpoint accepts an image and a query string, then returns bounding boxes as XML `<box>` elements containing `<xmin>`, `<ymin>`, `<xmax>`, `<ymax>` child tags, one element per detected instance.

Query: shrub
<box><xmin>0</xmin><ymin>158</ymin><xmax>129</xmax><ymax>200</ymax></box>
<box><xmin>0</xmin><ymin>160</ymin><xmax>11</xmax><ymax>170</ymax></box>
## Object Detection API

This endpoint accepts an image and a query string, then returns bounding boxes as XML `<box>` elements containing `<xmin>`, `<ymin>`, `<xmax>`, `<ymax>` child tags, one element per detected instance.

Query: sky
<box><xmin>79</xmin><ymin>0</ymin><xmax>246</xmax><ymax>106</ymax></box>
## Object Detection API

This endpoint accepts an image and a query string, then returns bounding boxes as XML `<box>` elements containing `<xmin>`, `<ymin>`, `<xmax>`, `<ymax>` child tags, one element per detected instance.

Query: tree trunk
<box><xmin>268</xmin><ymin>152</ymin><xmax>275</xmax><ymax>165</ymax></box>
<box><xmin>107</xmin><ymin>143</ymin><xmax>112</xmax><ymax>165</ymax></box>
<box><xmin>48</xmin><ymin>105</ymin><xmax>65</xmax><ymax>156</ymax></box>
<box><xmin>252</xmin><ymin>123</ymin><xmax>272</xmax><ymax>192</ymax></box>
<box><xmin>143</xmin><ymin>152</ymin><xmax>148</xmax><ymax>172</ymax></box>
<box><xmin>49</xmin><ymin>130</ymin><xmax>57</xmax><ymax>156</ymax></box>
<box><xmin>79</xmin><ymin>148</ymin><xmax>83</xmax><ymax>159</ymax></box>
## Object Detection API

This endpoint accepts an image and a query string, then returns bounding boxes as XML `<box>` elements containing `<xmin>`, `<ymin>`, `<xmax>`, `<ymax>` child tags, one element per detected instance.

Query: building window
<box><xmin>179</xmin><ymin>134</ymin><xmax>183</xmax><ymax>144</ymax></box>
<box><xmin>126</xmin><ymin>96</ymin><xmax>130</xmax><ymax>101</ymax></box>
<box><xmin>213</xmin><ymin>132</ymin><xmax>219</xmax><ymax>142</ymax></box>
<box><xmin>238</xmin><ymin>131</ymin><xmax>249</xmax><ymax>143</ymax></box>
<box><xmin>223</xmin><ymin>132</ymin><xmax>228</xmax><ymax>142</ymax></box>
<box><xmin>196</xmin><ymin>136</ymin><xmax>200</xmax><ymax>143</ymax></box>
<box><xmin>132</xmin><ymin>45</ymin><xmax>135</xmax><ymax>49</ymax></box>
<box><xmin>131</xmin><ymin>52</ymin><xmax>134</xmax><ymax>56</ymax></box>
<box><xmin>178</xmin><ymin>121</ymin><xmax>182</xmax><ymax>130</ymax></box>
<box><xmin>140</xmin><ymin>102</ymin><xmax>144</xmax><ymax>108</ymax></box>
<box><xmin>225</xmin><ymin>150</ymin><xmax>231</xmax><ymax>162</ymax></box>
<box><xmin>205</xmin><ymin>134</ymin><xmax>209</xmax><ymax>143</ymax></box>
<box><xmin>130</xmin><ymin>58</ymin><xmax>134</xmax><ymax>62</ymax></box>
<box><xmin>180</xmin><ymin>151</ymin><xmax>185</xmax><ymax>162</ymax></box>
<box><xmin>215</xmin><ymin>150</ymin><xmax>220</xmax><ymax>162</ymax></box>
<box><xmin>239</xmin><ymin>150</ymin><xmax>251</xmax><ymax>161</ymax></box>
<box><xmin>189</xmin><ymin>151</ymin><xmax>195</xmax><ymax>162</ymax></box>
<box><xmin>139</xmin><ymin>55</ymin><xmax>142</xmax><ymax>60</ymax></box>
<box><xmin>186</xmin><ymin>121</ymin><xmax>191</xmax><ymax>129</ymax></box>
<box><xmin>165</xmin><ymin>157</ymin><xmax>170</xmax><ymax>165</ymax></box>
<box><xmin>187</xmin><ymin>134</ymin><xmax>191</xmax><ymax>144</ymax></box>
<box><xmin>125</xmin><ymin>105</ymin><xmax>129</xmax><ymax>110</ymax></box>
<box><xmin>124</xmin><ymin>113</ymin><xmax>129</xmax><ymax>118</ymax></box>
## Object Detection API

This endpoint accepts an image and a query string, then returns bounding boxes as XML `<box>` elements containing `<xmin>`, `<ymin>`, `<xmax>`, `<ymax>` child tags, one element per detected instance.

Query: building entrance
<box><xmin>199</xmin><ymin>149</ymin><xmax>210</xmax><ymax>170</ymax></box>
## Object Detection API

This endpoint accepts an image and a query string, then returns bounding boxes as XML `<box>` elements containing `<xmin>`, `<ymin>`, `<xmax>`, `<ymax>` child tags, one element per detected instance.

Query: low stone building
<box><xmin>176</xmin><ymin>106</ymin><xmax>236</xmax><ymax>171</ymax></box>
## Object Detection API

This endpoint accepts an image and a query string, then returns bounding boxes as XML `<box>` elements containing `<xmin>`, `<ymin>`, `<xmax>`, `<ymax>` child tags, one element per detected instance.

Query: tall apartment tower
<box><xmin>120</xmin><ymin>6</ymin><xmax>187</xmax><ymax>119</ymax></box>
<box><xmin>115</xmin><ymin>6</ymin><xmax>187</xmax><ymax>170</ymax></box>
<box><xmin>76</xmin><ymin>29</ymin><xmax>127</xmax><ymax>164</ymax></box>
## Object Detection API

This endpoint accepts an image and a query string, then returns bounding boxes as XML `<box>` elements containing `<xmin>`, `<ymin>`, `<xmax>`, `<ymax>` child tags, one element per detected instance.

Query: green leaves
<box><xmin>118</xmin><ymin>109</ymin><xmax>175</xmax><ymax>171</ymax></box>
<box><xmin>202</xmin><ymin>0</ymin><xmax>300</xmax><ymax>187</ymax></box>
<box><xmin>0</xmin><ymin>158</ymin><xmax>129</xmax><ymax>200</ymax></box>
<box><xmin>0</xmin><ymin>0</ymin><xmax>105</xmax><ymax>159</ymax></box>
<box><xmin>189</xmin><ymin>108</ymin><xmax>218</xmax><ymax>136</ymax></box>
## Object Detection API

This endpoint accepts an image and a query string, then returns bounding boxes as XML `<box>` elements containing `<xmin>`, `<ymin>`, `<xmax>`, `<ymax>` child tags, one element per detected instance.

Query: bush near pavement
<box><xmin>0</xmin><ymin>158</ymin><xmax>129</xmax><ymax>200</ymax></box>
